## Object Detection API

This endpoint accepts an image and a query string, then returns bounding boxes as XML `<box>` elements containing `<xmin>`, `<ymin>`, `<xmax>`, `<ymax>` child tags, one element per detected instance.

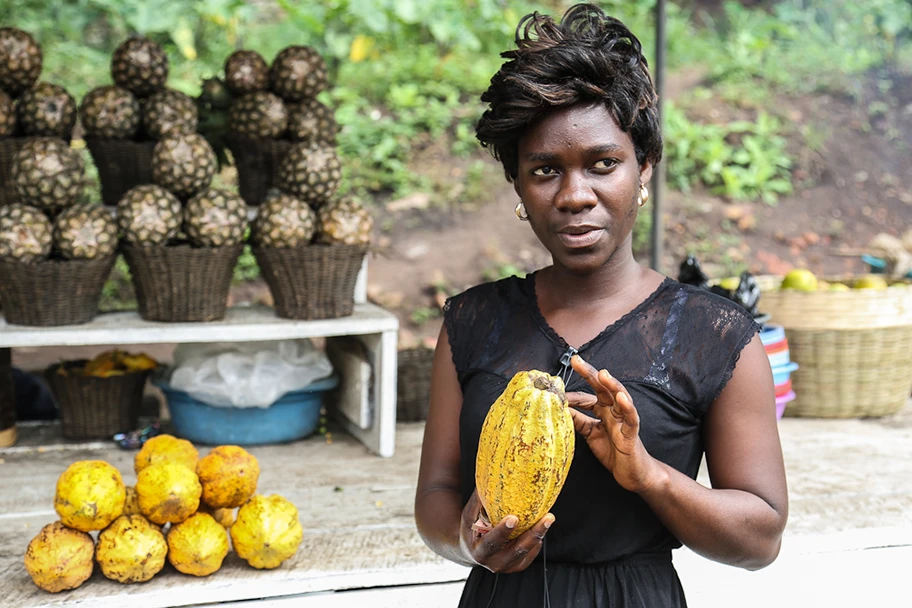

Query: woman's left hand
<box><xmin>566</xmin><ymin>355</ymin><xmax>664</xmax><ymax>494</ymax></box>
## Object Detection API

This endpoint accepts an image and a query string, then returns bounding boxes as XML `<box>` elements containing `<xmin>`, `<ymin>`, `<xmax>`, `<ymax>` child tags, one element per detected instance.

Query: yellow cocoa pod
<box><xmin>24</xmin><ymin>522</ymin><xmax>94</xmax><ymax>593</ymax></box>
<box><xmin>54</xmin><ymin>460</ymin><xmax>125</xmax><ymax>532</ymax></box>
<box><xmin>475</xmin><ymin>370</ymin><xmax>575</xmax><ymax>538</ymax></box>
<box><xmin>231</xmin><ymin>494</ymin><xmax>303</xmax><ymax>569</ymax></box>
<box><xmin>95</xmin><ymin>515</ymin><xmax>168</xmax><ymax>583</ymax></box>
<box><xmin>135</xmin><ymin>462</ymin><xmax>201</xmax><ymax>525</ymax></box>
<box><xmin>197</xmin><ymin>445</ymin><xmax>260</xmax><ymax>509</ymax></box>
<box><xmin>134</xmin><ymin>434</ymin><xmax>199</xmax><ymax>474</ymax></box>
<box><xmin>167</xmin><ymin>512</ymin><xmax>230</xmax><ymax>577</ymax></box>
<box><xmin>198</xmin><ymin>502</ymin><xmax>237</xmax><ymax>528</ymax></box>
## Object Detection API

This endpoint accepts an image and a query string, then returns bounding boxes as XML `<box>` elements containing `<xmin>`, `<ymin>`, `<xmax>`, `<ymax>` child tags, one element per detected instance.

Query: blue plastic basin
<box><xmin>156</xmin><ymin>375</ymin><xmax>339</xmax><ymax>446</ymax></box>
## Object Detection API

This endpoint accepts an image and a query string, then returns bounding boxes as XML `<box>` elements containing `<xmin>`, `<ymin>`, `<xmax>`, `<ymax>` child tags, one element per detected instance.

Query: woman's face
<box><xmin>514</xmin><ymin>102</ymin><xmax>652</xmax><ymax>275</ymax></box>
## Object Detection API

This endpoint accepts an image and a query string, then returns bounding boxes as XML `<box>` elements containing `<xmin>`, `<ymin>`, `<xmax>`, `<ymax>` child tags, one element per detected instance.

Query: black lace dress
<box><xmin>443</xmin><ymin>273</ymin><xmax>759</xmax><ymax>608</ymax></box>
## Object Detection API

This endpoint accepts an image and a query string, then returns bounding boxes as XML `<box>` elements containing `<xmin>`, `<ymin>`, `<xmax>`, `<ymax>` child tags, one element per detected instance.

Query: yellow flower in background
<box><xmin>349</xmin><ymin>35</ymin><xmax>374</xmax><ymax>63</ymax></box>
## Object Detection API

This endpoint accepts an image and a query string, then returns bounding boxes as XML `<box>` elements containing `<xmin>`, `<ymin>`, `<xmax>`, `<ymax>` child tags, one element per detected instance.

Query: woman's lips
<box><xmin>557</xmin><ymin>228</ymin><xmax>604</xmax><ymax>248</ymax></box>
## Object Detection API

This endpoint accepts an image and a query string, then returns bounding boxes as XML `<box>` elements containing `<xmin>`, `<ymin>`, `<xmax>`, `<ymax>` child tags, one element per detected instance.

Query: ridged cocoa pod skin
<box><xmin>475</xmin><ymin>370</ymin><xmax>575</xmax><ymax>539</ymax></box>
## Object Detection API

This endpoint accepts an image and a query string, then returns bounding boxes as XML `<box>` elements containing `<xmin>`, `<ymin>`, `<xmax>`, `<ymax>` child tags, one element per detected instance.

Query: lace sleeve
<box><xmin>442</xmin><ymin>282</ymin><xmax>505</xmax><ymax>383</ymax></box>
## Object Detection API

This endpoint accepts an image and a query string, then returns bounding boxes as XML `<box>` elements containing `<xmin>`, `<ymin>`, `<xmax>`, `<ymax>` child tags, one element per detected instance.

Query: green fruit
<box><xmin>116</xmin><ymin>184</ymin><xmax>182</xmax><ymax>246</ymax></box>
<box><xmin>780</xmin><ymin>269</ymin><xmax>818</xmax><ymax>292</ymax></box>
<box><xmin>183</xmin><ymin>188</ymin><xmax>248</xmax><ymax>248</ymax></box>
<box><xmin>11</xmin><ymin>137</ymin><xmax>85</xmax><ymax>213</ymax></box>
<box><xmin>17</xmin><ymin>81</ymin><xmax>77</xmax><ymax>138</ymax></box>
<box><xmin>828</xmin><ymin>283</ymin><xmax>850</xmax><ymax>292</ymax></box>
<box><xmin>0</xmin><ymin>204</ymin><xmax>52</xmax><ymax>264</ymax></box>
<box><xmin>253</xmin><ymin>193</ymin><xmax>315</xmax><ymax>247</ymax></box>
<box><xmin>269</xmin><ymin>46</ymin><xmax>328</xmax><ymax>102</ymax></box>
<box><xmin>853</xmin><ymin>275</ymin><xmax>888</xmax><ymax>290</ymax></box>
<box><xmin>224</xmin><ymin>50</ymin><xmax>269</xmax><ymax>96</ymax></box>
<box><xmin>718</xmin><ymin>277</ymin><xmax>740</xmax><ymax>291</ymax></box>
<box><xmin>0</xmin><ymin>27</ymin><xmax>42</xmax><ymax>98</ymax></box>
<box><xmin>79</xmin><ymin>85</ymin><xmax>141</xmax><ymax>139</ymax></box>
<box><xmin>53</xmin><ymin>204</ymin><xmax>118</xmax><ymax>260</ymax></box>
<box><xmin>111</xmin><ymin>37</ymin><xmax>168</xmax><ymax>98</ymax></box>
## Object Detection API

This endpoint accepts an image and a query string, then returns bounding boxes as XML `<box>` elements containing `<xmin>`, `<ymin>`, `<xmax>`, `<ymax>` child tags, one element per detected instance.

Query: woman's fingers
<box><xmin>501</xmin><ymin>514</ymin><xmax>554</xmax><ymax>573</ymax></box>
<box><xmin>474</xmin><ymin>515</ymin><xmax>519</xmax><ymax>561</ymax></box>
<box><xmin>566</xmin><ymin>390</ymin><xmax>597</xmax><ymax>410</ymax></box>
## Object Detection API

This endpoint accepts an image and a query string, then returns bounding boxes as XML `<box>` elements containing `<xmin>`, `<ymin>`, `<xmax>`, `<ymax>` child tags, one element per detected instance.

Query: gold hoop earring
<box><xmin>638</xmin><ymin>184</ymin><xmax>649</xmax><ymax>207</ymax></box>
<box><xmin>515</xmin><ymin>201</ymin><xmax>529</xmax><ymax>221</ymax></box>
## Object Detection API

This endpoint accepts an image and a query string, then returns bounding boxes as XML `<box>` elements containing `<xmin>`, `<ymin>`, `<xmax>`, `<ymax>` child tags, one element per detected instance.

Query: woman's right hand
<box><xmin>458</xmin><ymin>489</ymin><xmax>554</xmax><ymax>574</ymax></box>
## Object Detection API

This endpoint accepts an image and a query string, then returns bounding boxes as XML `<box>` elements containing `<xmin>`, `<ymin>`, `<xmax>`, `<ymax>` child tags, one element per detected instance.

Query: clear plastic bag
<box><xmin>169</xmin><ymin>340</ymin><xmax>333</xmax><ymax>408</ymax></box>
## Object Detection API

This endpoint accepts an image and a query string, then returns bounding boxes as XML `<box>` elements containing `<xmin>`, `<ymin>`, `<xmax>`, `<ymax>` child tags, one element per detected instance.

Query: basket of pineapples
<box><xmin>0</xmin><ymin>137</ymin><xmax>118</xmax><ymax>327</ymax></box>
<box><xmin>221</xmin><ymin>46</ymin><xmax>339</xmax><ymax>206</ymax></box>
<box><xmin>118</xmin><ymin>177</ymin><xmax>247</xmax><ymax>323</ymax></box>
<box><xmin>0</xmin><ymin>27</ymin><xmax>78</xmax><ymax>206</ymax></box>
<box><xmin>252</xmin><ymin>190</ymin><xmax>371</xmax><ymax>320</ymax></box>
<box><xmin>81</xmin><ymin>36</ymin><xmax>203</xmax><ymax>206</ymax></box>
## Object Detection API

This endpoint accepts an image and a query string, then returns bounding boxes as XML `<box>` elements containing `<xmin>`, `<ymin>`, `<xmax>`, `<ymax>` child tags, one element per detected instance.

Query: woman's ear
<box><xmin>513</xmin><ymin>180</ymin><xmax>522</xmax><ymax>199</ymax></box>
<box><xmin>639</xmin><ymin>161</ymin><xmax>653</xmax><ymax>185</ymax></box>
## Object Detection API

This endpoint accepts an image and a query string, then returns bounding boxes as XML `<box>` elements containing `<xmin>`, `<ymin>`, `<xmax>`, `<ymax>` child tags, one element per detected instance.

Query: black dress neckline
<box><xmin>523</xmin><ymin>272</ymin><xmax>673</xmax><ymax>352</ymax></box>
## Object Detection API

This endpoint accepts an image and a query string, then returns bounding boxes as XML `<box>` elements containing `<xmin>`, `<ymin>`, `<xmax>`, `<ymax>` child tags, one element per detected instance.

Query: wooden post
<box><xmin>0</xmin><ymin>348</ymin><xmax>16</xmax><ymax>447</ymax></box>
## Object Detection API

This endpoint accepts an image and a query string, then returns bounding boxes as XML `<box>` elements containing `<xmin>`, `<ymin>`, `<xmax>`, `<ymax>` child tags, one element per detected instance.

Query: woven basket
<box><xmin>122</xmin><ymin>244</ymin><xmax>242</xmax><ymax>322</ymax></box>
<box><xmin>227</xmin><ymin>137</ymin><xmax>292</xmax><ymax>206</ymax></box>
<box><xmin>396</xmin><ymin>346</ymin><xmax>434</xmax><ymax>422</ymax></box>
<box><xmin>85</xmin><ymin>137</ymin><xmax>156</xmax><ymax>206</ymax></box>
<box><xmin>253</xmin><ymin>244</ymin><xmax>366</xmax><ymax>320</ymax></box>
<box><xmin>0</xmin><ymin>256</ymin><xmax>116</xmax><ymax>326</ymax></box>
<box><xmin>46</xmin><ymin>361</ymin><xmax>150</xmax><ymax>439</ymax></box>
<box><xmin>761</xmin><ymin>277</ymin><xmax>912</xmax><ymax>418</ymax></box>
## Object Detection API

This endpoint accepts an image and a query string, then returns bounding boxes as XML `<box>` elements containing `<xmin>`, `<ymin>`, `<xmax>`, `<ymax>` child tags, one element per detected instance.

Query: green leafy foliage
<box><xmin>665</xmin><ymin>105</ymin><xmax>792</xmax><ymax>204</ymax></box>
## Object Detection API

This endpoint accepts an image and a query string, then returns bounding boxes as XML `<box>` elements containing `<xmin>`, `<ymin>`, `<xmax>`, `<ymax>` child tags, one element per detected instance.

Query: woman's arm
<box><xmin>569</xmin><ymin>336</ymin><xmax>788</xmax><ymax>570</ymax></box>
<box><xmin>415</xmin><ymin>325</ymin><xmax>556</xmax><ymax>572</ymax></box>
<box><xmin>414</xmin><ymin>324</ymin><xmax>473</xmax><ymax>566</ymax></box>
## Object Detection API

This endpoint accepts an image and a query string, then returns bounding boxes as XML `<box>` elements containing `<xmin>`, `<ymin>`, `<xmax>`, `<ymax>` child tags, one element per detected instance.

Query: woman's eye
<box><xmin>594</xmin><ymin>159</ymin><xmax>617</xmax><ymax>170</ymax></box>
<box><xmin>531</xmin><ymin>166</ymin><xmax>556</xmax><ymax>176</ymax></box>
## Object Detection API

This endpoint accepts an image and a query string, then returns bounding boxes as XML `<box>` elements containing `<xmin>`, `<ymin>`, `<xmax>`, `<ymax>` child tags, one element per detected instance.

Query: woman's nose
<box><xmin>554</xmin><ymin>171</ymin><xmax>597</xmax><ymax>212</ymax></box>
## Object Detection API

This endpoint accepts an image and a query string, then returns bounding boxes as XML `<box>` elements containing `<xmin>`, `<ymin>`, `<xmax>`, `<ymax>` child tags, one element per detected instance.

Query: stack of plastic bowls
<box><xmin>759</xmin><ymin>325</ymin><xmax>797</xmax><ymax>419</ymax></box>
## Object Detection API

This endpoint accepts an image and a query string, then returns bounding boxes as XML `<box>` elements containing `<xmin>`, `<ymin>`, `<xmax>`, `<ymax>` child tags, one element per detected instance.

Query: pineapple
<box><xmin>0</xmin><ymin>89</ymin><xmax>15</xmax><ymax>137</ymax></box>
<box><xmin>225</xmin><ymin>50</ymin><xmax>269</xmax><ymax>95</ymax></box>
<box><xmin>79</xmin><ymin>85</ymin><xmax>140</xmax><ymax>139</ymax></box>
<box><xmin>111</xmin><ymin>37</ymin><xmax>168</xmax><ymax>98</ymax></box>
<box><xmin>142</xmin><ymin>88</ymin><xmax>198</xmax><ymax>140</ymax></box>
<box><xmin>276</xmin><ymin>142</ymin><xmax>341</xmax><ymax>207</ymax></box>
<box><xmin>0</xmin><ymin>204</ymin><xmax>52</xmax><ymax>264</ymax></box>
<box><xmin>227</xmin><ymin>92</ymin><xmax>288</xmax><ymax>139</ymax></box>
<box><xmin>11</xmin><ymin>137</ymin><xmax>84</xmax><ymax>213</ymax></box>
<box><xmin>116</xmin><ymin>184</ymin><xmax>182</xmax><ymax>246</ymax></box>
<box><xmin>183</xmin><ymin>188</ymin><xmax>248</xmax><ymax>248</ymax></box>
<box><xmin>269</xmin><ymin>46</ymin><xmax>328</xmax><ymax>102</ymax></box>
<box><xmin>53</xmin><ymin>204</ymin><xmax>118</xmax><ymax>260</ymax></box>
<box><xmin>0</xmin><ymin>27</ymin><xmax>42</xmax><ymax>98</ymax></box>
<box><xmin>287</xmin><ymin>98</ymin><xmax>338</xmax><ymax>145</ymax></box>
<box><xmin>17</xmin><ymin>81</ymin><xmax>77</xmax><ymax>138</ymax></box>
<box><xmin>316</xmin><ymin>197</ymin><xmax>373</xmax><ymax>246</ymax></box>
<box><xmin>151</xmin><ymin>133</ymin><xmax>217</xmax><ymax>199</ymax></box>
<box><xmin>253</xmin><ymin>193</ymin><xmax>315</xmax><ymax>248</ymax></box>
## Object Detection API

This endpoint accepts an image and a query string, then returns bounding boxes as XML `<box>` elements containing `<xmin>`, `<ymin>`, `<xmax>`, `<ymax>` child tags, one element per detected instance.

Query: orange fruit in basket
<box><xmin>197</xmin><ymin>445</ymin><xmax>260</xmax><ymax>509</ymax></box>
<box><xmin>780</xmin><ymin>269</ymin><xmax>818</xmax><ymax>292</ymax></box>
<box><xmin>134</xmin><ymin>434</ymin><xmax>199</xmax><ymax>474</ymax></box>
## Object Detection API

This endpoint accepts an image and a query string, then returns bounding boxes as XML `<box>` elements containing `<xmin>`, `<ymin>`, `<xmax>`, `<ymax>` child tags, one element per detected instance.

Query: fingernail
<box><xmin>505</xmin><ymin>516</ymin><xmax>517</xmax><ymax>529</ymax></box>
<box><xmin>544</xmin><ymin>516</ymin><xmax>554</xmax><ymax>529</ymax></box>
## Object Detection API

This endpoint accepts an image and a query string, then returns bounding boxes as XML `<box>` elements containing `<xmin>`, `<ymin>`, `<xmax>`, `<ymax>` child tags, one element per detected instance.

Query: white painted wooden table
<box><xmin>0</xmin><ymin>264</ymin><xmax>401</xmax><ymax>457</ymax></box>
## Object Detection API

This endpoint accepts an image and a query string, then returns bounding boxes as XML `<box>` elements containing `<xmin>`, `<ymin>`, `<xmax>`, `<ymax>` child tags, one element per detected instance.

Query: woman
<box><xmin>415</xmin><ymin>4</ymin><xmax>788</xmax><ymax>607</ymax></box>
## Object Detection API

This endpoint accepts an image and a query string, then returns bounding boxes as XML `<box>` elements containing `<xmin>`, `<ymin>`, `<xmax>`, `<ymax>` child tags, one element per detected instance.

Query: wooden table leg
<box><xmin>0</xmin><ymin>348</ymin><xmax>16</xmax><ymax>447</ymax></box>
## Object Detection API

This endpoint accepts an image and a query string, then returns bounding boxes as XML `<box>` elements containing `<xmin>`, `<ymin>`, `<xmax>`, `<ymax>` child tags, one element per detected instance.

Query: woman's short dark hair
<box><xmin>476</xmin><ymin>3</ymin><xmax>663</xmax><ymax>181</ymax></box>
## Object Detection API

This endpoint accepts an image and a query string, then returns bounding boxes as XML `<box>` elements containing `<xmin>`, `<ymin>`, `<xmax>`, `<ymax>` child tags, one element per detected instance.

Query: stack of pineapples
<box><xmin>0</xmin><ymin>29</ymin><xmax>119</xmax><ymax>326</ymax></box>
<box><xmin>24</xmin><ymin>435</ymin><xmax>303</xmax><ymax>594</ymax></box>
<box><xmin>0</xmin><ymin>26</ymin><xmax>79</xmax><ymax>209</ymax></box>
